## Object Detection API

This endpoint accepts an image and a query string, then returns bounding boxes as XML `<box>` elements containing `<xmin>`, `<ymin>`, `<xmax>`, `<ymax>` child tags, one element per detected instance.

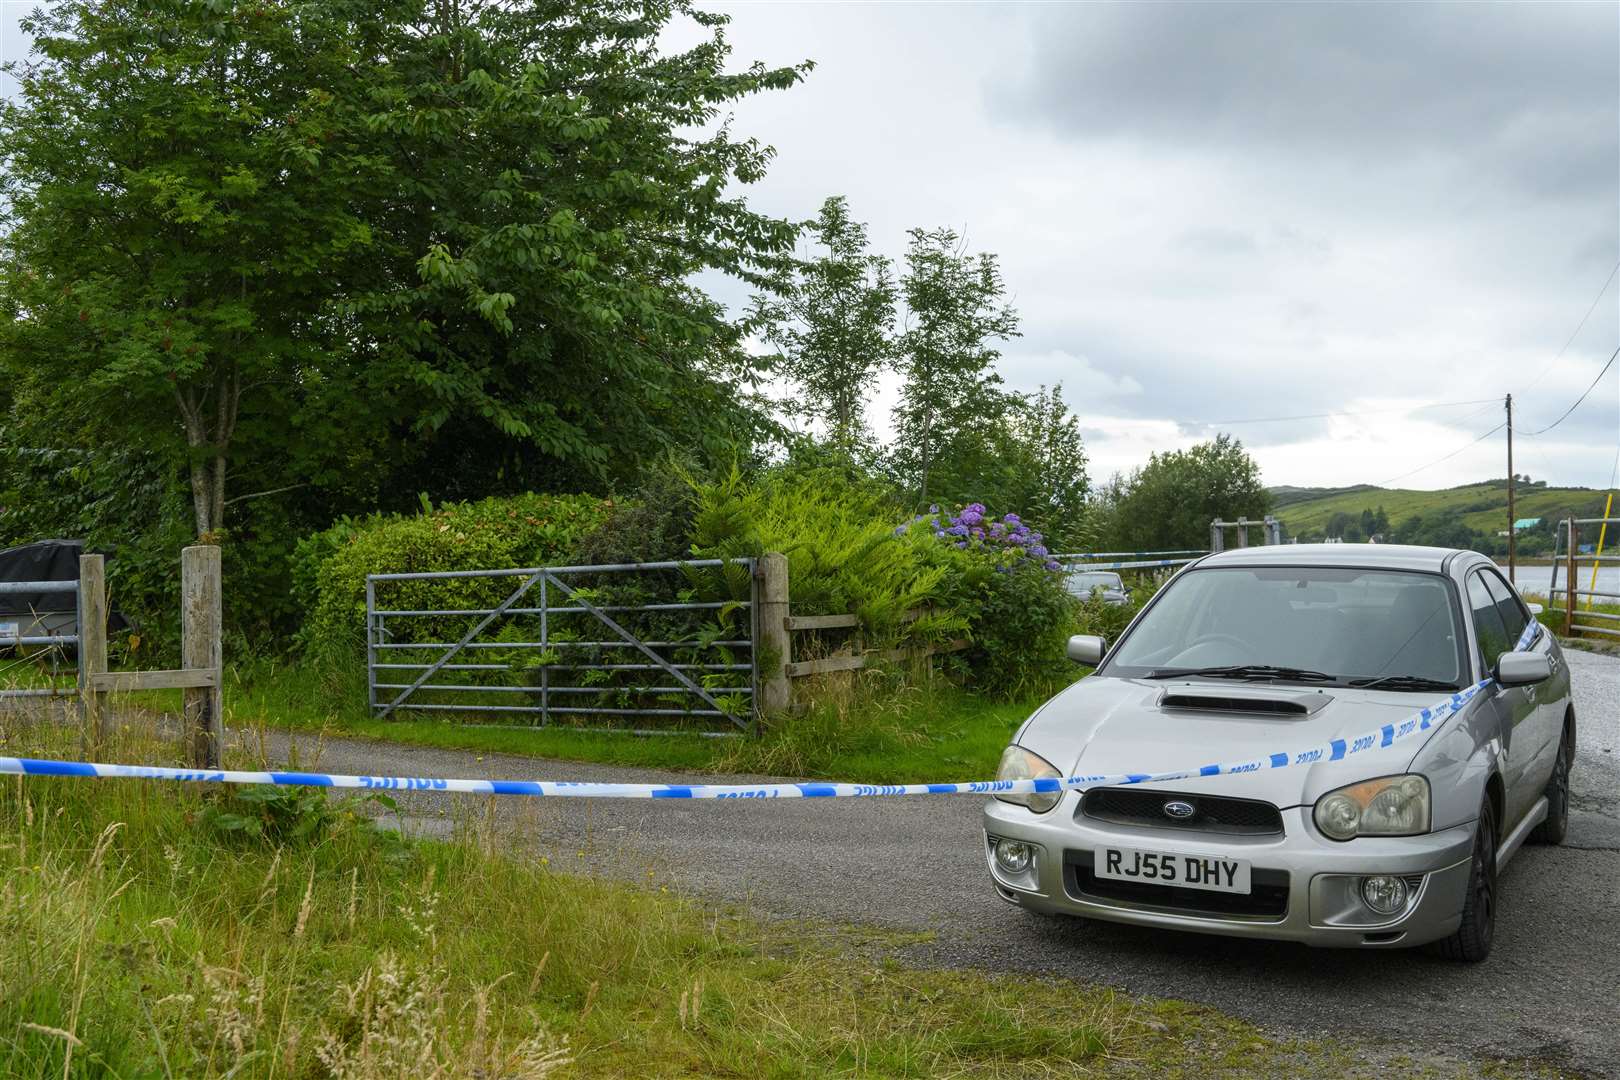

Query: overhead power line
<box><xmin>1517</xmin><ymin>344</ymin><xmax>1620</xmax><ymax>437</ymax></box>
<box><xmin>1519</xmin><ymin>260</ymin><xmax>1620</xmax><ymax>395</ymax></box>
<box><xmin>1374</xmin><ymin>421</ymin><xmax>1507</xmax><ymax>487</ymax></box>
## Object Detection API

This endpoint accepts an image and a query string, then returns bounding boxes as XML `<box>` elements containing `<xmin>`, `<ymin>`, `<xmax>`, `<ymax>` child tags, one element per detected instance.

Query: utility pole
<box><xmin>1506</xmin><ymin>394</ymin><xmax>1516</xmax><ymax>584</ymax></box>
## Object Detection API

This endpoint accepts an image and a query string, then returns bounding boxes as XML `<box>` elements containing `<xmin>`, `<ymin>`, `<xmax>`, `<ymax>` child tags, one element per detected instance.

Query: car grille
<box><xmin>1080</xmin><ymin>788</ymin><xmax>1285</xmax><ymax>835</ymax></box>
<box><xmin>1064</xmin><ymin>851</ymin><xmax>1290</xmax><ymax>920</ymax></box>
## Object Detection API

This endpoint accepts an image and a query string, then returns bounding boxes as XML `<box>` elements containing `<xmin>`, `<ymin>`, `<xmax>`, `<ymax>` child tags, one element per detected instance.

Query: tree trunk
<box><xmin>175</xmin><ymin>367</ymin><xmax>240</xmax><ymax>539</ymax></box>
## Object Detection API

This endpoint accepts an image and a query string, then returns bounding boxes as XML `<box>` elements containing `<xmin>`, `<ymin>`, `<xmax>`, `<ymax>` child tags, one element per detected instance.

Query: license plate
<box><xmin>1096</xmin><ymin>846</ymin><xmax>1251</xmax><ymax>894</ymax></box>
<box><xmin>0</xmin><ymin>622</ymin><xmax>17</xmax><ymax>641</ymax></box>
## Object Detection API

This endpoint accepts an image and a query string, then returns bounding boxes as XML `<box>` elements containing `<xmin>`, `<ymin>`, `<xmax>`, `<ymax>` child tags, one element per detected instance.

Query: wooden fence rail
<box><xmin>756</xmin><ymin>553</ymin><xmax>967</xmax><ymax>712</ymax></box>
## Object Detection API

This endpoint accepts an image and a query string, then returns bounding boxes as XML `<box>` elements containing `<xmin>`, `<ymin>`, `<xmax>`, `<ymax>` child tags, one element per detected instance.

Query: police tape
<box><xmin>0</xmin><ymin>622</ymin><xmax>1540</xmax><ymax>801</ymax></box>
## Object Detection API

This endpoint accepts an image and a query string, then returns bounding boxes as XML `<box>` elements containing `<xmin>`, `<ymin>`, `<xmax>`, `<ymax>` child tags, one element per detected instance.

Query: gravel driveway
<box><xmin>267</xmin><ymin>647</ymin><xmax>1620</xmax><ymax>1075</ymax></box>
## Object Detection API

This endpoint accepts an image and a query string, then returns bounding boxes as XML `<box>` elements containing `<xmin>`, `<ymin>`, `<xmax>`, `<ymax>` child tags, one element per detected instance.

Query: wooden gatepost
<box><xmin>78</xmin><ymin>545</ymin><xmax>223</xmax><ymax>767</ymax></box>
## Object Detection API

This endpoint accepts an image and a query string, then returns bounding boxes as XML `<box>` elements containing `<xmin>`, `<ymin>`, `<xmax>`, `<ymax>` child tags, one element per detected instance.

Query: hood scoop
<box><xmin>1158</xmin><ymin>686</ymin><xmax>1332</xmax><ymax>718</ymax></box>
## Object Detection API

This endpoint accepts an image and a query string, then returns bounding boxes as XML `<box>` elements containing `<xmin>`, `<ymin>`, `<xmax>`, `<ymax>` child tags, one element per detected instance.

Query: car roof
<box><xmin>1197</xmin><ymin>543</ymin><xmax>1477</xmax><ymax>573</ymax></box>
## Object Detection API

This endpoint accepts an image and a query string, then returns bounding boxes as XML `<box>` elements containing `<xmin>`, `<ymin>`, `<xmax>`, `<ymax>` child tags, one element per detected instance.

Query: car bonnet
<box><xmin>1018</xmin><ymin>674</ymin><xmax>1461</xmax><ymax>808</ymax></box>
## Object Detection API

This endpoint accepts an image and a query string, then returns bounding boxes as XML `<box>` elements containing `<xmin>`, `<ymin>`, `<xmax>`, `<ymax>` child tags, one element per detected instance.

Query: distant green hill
<box><xmin>1270</xmin><ymin>481</ymin><xmax>1610</xmax><ymax>538</ymax></box>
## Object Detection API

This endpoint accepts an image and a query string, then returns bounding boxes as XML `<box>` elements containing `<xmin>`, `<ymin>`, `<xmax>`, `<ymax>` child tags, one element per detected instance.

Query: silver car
<box><xmin>983</xmin><ymin>544</ymin><xmax>1573</xmax><ymax>961</ymax></box>
<box><xmin>1064</xmin><ymin>569</ymin><xmax>1130</xmax><ymax>606</ymax></box>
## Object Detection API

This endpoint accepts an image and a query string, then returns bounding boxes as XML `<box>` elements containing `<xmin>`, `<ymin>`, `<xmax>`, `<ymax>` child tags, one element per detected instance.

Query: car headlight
<box><xmin>994</xmin><ymin>745</ymin><xmax>1064</xmax><ymax>814</ymax></box>
<box><xmin>1314</xmin><ymin>774</ymin><xmax>1431</xmax><ymax>841</ymax></box>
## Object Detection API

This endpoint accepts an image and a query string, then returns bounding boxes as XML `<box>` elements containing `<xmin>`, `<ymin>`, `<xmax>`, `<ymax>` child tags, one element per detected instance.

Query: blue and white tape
<box><xmin>0</xmin><ymin>622</ymin><xmax>1540</xmax><ymax>801</ymax></box>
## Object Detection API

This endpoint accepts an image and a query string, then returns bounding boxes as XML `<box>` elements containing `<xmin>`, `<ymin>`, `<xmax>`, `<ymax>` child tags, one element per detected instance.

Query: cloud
<box><xmin>1009</xmin><ymin>350</ymin><xmax>1144</xmax><ymax>402</ymax></box>
<box><xmin>995</xmin><ymin>4</ymin><xmax>1617</xmax><ymax>199</ymax></box>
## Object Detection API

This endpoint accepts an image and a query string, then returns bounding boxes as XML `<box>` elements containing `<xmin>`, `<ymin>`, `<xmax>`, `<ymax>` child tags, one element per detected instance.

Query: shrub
<box><xmin>901</xmin><ymin>506</ymin><xmax>1077</xmax><ymax>696</ymax></box>
<box><xmin>688</xmin><ymin>462</ymin><xmax>966</xmax><ymax>649</ymax></box>
<box><xmin>293</xmin><ymin>493</ymin><xmax>612</xmax><ymax>660</ymax></box>
<box><xmin>569</xmin><ymin>466</ymin><xmax>698</xmax><ymax>567</ymax></box>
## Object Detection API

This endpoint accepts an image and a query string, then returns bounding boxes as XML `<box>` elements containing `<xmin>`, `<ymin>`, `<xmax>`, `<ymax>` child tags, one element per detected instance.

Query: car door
<box><xmin>1480</xmin><ymin>568</ymin><xmax>1562</xmax><ymax>794</ymax></box>
<box><xmin>1465</xmin><ymin>569</ymin><xmax>1539</xmax><ymax>829</ymax></box>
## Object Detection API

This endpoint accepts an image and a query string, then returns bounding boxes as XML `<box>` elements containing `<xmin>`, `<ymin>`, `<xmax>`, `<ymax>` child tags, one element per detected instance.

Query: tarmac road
<box><xmin>269</xmin><ymin>647</ymin><xmax>1620</xmax><ymax>1076</ymax></box>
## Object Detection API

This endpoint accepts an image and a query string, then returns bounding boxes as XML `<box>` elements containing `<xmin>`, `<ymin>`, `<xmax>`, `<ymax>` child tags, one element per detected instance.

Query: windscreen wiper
<box><xmin>1347</xmin><ymin>674</ymin><xmax>1459</xmax><ymax>692</ymax></box>
<box><xmin>1143</xmin><ymin>664</ymin><xmax>1340</xmax><ymax>683</ymax></box>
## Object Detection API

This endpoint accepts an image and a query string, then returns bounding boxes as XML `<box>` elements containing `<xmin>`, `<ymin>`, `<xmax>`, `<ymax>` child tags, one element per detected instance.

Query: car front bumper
<box><xmin>982</xmin><ymin>793</ymin><xmax>1476</xmax><ymax>948</ymax></box>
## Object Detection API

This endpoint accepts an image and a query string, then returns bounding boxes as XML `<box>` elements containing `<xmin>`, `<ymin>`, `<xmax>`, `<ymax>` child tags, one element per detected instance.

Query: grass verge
<box><xmin>0</xmin><ymin>708</ymin><xmax>1578</xmax><ymax>1079</ymax></box>
<box><xmin>218</xmin><ymin>658</ymin><xmax>1044</xmax><ymax>783</ymax></box>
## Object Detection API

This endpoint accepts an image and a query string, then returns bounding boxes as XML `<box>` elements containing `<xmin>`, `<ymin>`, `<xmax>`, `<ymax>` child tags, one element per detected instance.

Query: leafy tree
<box><xmin>1106</xmin><ymin>434</ymin><xmax>1270</xmax><ymax>550</ymax></box>
<box><xmin>963</xmin><ymin>385</ymin><xmax>1090</xmax><ymax>551</ymax></box>
<box><xmin>0</xmin><ymin>0</ymin><xmax>809</xmax><ymax>548</ymax></box>
<box><xmin>889</xmin><ymin>227</ymin><xmax>1020</xmax><ymax>506</ymax></box>
<box><xmin>750</xmin><ymin>196</ymin><xmax>895</xmax><ymax>454</ymax></box>
<box><xmin>1359</xmin><ymin>506</ymin><xmax>1390</xmax><ymax>539</ymax></box>
<box><xmin>0</xmin><ymin>0</ymin><xmax>387</xmax><ymax>537</ymax></box>
<box><xmin>347</xmin><ymin>0</ymin><xmax>808</xmax><ymax>495</ymax></box>
<box><xmin>1392</xmin><ymin>510</ymin><xmax>1479</xmax><ymax>551</ymax></box>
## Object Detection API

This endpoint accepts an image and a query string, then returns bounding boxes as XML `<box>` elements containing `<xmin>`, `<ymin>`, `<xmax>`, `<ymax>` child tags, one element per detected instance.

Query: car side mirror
<box><xmin>1526</xmin><ymin>602</ymin><xmax>1544</xmax><ymax>616</ymax></box>
<box><xmin>1494</xmin><ymin>651</ymin><xmax>1550</xmax><ymax>687</ymax></box>
<box><xmin>1067</xmin><ymin>634</ymin><xmax>1106</xmax><ymax>666</ymax></box>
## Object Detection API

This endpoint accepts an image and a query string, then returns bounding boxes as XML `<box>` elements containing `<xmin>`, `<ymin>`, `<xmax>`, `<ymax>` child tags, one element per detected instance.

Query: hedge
<box><xmin>292</xmin><ymin>493</ymin><xmax>612</xmax><ymax>659</ymax></box>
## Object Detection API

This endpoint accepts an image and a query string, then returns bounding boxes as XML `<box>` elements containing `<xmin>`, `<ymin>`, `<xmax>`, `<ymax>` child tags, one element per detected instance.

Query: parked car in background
<box><xmin>1065</xmin><ymin>569</ymin><xmax>1130</xmax><ymax>606</ymax></box>
<box><xmin>985</xmin><ymin>544</ymin><xmax>1573</xmax><ymax>961</ymax></box>
<box><xmin>0</xmin><ymin>539</ymin><xmax>127</xmax><ymax>656</ymax></box>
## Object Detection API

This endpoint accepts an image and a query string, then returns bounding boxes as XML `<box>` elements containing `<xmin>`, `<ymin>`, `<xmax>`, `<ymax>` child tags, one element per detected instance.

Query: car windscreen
<box><xmin>1066</xmin><ymin>572</ymin><xmax>1121</xmax><ymax>593</ymax></box>
<box><xmin>1102</xmin><ymin>566</ymin><xmax>1464</xmax><ymax>685</ymax></box>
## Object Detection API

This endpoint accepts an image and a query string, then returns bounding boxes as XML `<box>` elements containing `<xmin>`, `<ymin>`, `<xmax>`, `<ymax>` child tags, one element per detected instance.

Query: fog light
<box><xmin>994</xmin><ymin>839</ymin><xmax>1033</xmax><ymax>876</ymax></box>
<box><xmin>1360</xmin><ymin>874</ymin><xmax>1409</xmax><ymax>916</ymax></box>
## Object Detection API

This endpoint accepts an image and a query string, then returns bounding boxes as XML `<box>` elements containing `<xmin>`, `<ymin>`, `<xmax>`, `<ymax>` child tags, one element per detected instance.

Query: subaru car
<box><xmin>1064</xmin><ymin>569</ymin><xmax>1130</xmax><ymax>607</ymax></box>
<box><xmin>984</xmin><ymin>544</ymin><xmax>1573</xmax><ymax>960</ymax></box>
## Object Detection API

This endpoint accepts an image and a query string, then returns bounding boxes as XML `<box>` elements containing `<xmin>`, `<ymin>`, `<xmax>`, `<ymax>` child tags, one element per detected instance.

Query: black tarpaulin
<box><xmin>0</xmin><ymin>539</ymin><xmax>87</xmax><ymax>613</ymax></box>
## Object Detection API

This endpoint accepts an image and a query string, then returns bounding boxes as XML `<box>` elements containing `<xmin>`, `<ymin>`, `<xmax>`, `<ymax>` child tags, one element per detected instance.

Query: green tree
<box><xmin>0</xmin><ymin>0</ymin><xmax>809</xmax><ymax>545</ymax></box>
<box><xmin>890</xmin><ymin>227</ymin><xmax>1020</xmax><ymax>506</ymax></box>
<box><xmin>348</xmin><ymin>0</ymin><xmax>808</xmax><ymax>494</ymax></box>
<box><xmin>750</xmin><ymin>196</ymin><xmax>895</xmax><ymax>454</ymax></box>
<box><xmin>1107</xmin><ymin>434</ymin><xmax>1270</xmax><ymax>550</ymax></box>
<box><xmin>970</xmin><ymin>385</ymin><xmax>1091</xmax><ymax>550</ymax></box>
<box><xmin>0</xmin><ymin>0</ymin><xmax>387</xmax><ymax>537</ymax></box>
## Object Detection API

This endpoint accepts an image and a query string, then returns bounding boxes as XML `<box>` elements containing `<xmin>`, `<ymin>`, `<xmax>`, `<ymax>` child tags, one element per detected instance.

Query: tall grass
<box><xmin>0</xmin><ymin>702</ymin><xmax>1126</xmax><ymax>1078</ymax></box>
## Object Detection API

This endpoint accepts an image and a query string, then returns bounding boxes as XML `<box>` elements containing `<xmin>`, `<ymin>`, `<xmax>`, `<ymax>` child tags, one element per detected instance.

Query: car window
<box><xmin>1478</xmin><ymin>569</ymin><xmax>1529</xmax><ymax>644</ymax></box>
<box><xmin>1065</xmin><ymin>572</ymin><xmax>1121</xmax><ymax>595</ymax></box>
<box><xmin>1102</xmin><ymin>566</ymin><xmax>1463</xmax><ymax>684</ymax></box>
<box><xmin>1467</xmin><ymin>571</ymin><xmax>1512</xmax><ymax>671</ymax></box>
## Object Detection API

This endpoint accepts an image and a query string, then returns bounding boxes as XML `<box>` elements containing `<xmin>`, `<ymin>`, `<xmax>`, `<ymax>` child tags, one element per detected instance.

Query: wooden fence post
<box><xmin>78</xmin><ymin>553</ymin><xmax>108</xmax><ymax>750</ymax></box>
<box><xmin>1564</xmin><ymin>520</ymin><xmax>1578</xmax><ymax>639</ymax></box>
<box><xmin>182</xmin><ymin>545</ymin><xmax>224</xmax><ymax>768</ymax></box>
<box><xmin>759</xmin><ymin>553</ymin><xmax>791</xmax><ymax>714</ymax></box>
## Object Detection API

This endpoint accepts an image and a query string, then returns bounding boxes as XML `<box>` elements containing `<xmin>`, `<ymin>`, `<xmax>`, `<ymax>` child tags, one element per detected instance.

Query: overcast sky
<box><xmin>4</xmin><ymin>2</ymin><xmax>1617</xmax><ymax>491</ymax></box>
<box><xmin>686</xmin><ymin>1</ymin><xmax>1620</xmax><ymax>491</ymax></box>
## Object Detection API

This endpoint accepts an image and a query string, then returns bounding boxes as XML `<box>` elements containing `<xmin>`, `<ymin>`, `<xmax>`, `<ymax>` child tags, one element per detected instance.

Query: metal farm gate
<box><xmin>0</xmin><ymin>577</ymin><xmax>83</xmax><ymax>705</ymax></box>
<box><xmin>365</xmin><ymin>559</ymin><xmax>758</xmax><ymax>735</ymax></box>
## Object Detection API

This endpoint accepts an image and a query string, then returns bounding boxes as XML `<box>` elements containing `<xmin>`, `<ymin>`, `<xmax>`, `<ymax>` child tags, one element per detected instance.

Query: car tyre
<box><xmin>1434</xmin><ymin>797</ymin><xmax>1496</xmax><ymax>963</ymax></box>
<box><xmin>1530</xmin><ymin>727</ymin><xmax>1571</xmax><ymax>846</ymax></box>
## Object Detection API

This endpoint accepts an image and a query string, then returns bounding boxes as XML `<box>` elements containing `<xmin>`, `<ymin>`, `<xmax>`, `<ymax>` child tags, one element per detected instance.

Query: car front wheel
<box><xmin>1434</xmin><ymin>796</ymin><xmax>1496</xmax><ymax>963</ymax></box>
<box><xmin>1530</xmin><ymin>727</ymin><xmax>1571</xmax><ymax>846</ymax></box>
